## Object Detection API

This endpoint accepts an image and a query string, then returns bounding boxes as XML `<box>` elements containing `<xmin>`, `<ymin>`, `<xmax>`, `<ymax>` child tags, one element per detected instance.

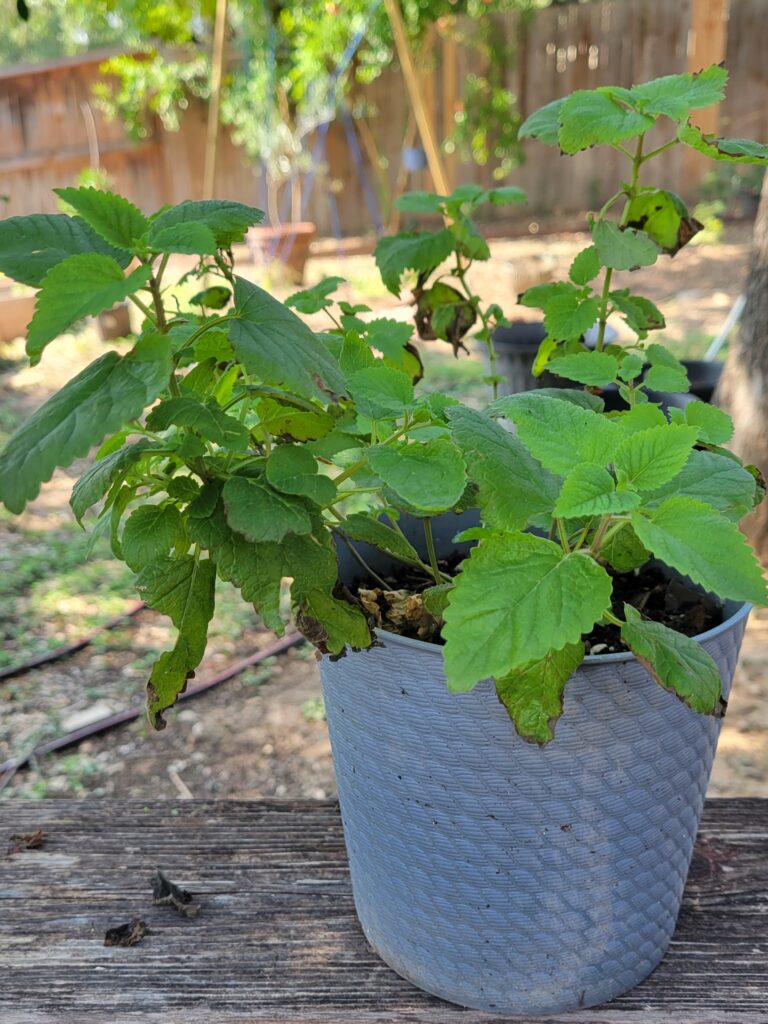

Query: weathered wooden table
<box><xmin>1</xmin><ymin>799</ymin><xmax>767</xmax><ymax>1024</ymax></box>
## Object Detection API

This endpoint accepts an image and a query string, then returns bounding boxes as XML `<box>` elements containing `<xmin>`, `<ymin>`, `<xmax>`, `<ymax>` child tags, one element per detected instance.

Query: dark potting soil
<box><xmin>349</xmin><ymin>559</ymin><xmax>723</xmax><ymax>654</ymax></box>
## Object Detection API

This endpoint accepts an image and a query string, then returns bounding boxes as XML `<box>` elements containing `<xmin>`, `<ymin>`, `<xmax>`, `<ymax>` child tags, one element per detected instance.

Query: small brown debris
<box><xmin>560</xmin><ymin>824</ymin><xmax>573</xmax><ymax>833</ymax></box>
<box><xmin>151</xmin><ymin>870</ymin><xmax>200</xmax><ymax>918</ymax></box>
<box><xmin>7</xmin><ymin>829</ymin><xmax>44</xmax><ymax>854</ymax></box>
<box><xmin>359</xmin><ymin>588</ymin><xmax>440</xmax><ymax>642</ymax></box>
<box><xmin>104</xmin><ymin>918</ymin><xmax>149</xmax><ymax>947</ymax></box>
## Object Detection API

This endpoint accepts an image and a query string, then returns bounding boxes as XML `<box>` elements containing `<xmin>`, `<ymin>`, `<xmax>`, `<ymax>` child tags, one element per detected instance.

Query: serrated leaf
<box><xmin>137</xmin><ymin>556</ymin><xmax>216</xmax><ymax>728</ymax></box>
<box><xmin>614</xmin><ymin>423</ymin><xmax>697</xmax><ymax>491</ymax></box>
<box><xmin>617</xmin><ymin>353</ymin><xmax>647</xmax><ymax>383</ymax></box>
<box><xmin>346</xmin><ymin>365</ymin><xmax>413</xmax><ymax>419</ymax></box>
<box><xmin>519</xmin><ymin>98</ymin><xmax>565</xmax><ymax>145</ymax></box>
<box><xmin>361</xmin><ymin>318</ymin><xmax>414</xmax><ymax>362</ymax></box>
<box><xmin>521</xmin><ymin>388</ymin><xmax>605</xmax><ymax>412</ymax></box>
<box><xmin>609</xmin><ymin>290</ymin><xmax>665</xmax><ymax>337</ymax></box>
<box><xmin>442</xmin><ymin>534</ymin><xmax>612</xmax><ymax>691</ymax></box>
<box><xmin>521</xmin><ymin>282</ymin><xmax>600</xmax><ymax>341</ymax></box>
<box><xmin>395</xmin><ymin>191</ymin><xmax>446</xmax><ymax>213</ymax></box>
<box><xmin>230</xmin><ymin>277</ymin><xmax>345</xmax><ymax>400</ymax></box>
<box><xmin>495</xmin><ymin>393</ymin><xmax>623</xmax><ymax>475</ymax></box>
<box><xmin>422</xmin><ymin>582</ymin><xmax>453</xmax><ymax>618</ymax></box>
<box><xmin>569</xmin><ymin>245</ymin><xmax>600</xmax><ymax>285</ymax></box>
<box><xmin>677</xmin><ymin>124</ymin><xmax>768</xmax><ymax>165</ymax></box>
<box><xmin>684</xmin><ymin>401</ymin><xmax>733</xmax><ymax>444</ymax></box>
<box><xmin>630</xmin><ymin>65</ymin><xmax>728</xmax><ymax>121</ymax></box>
<box><xmin>368</xmin><ymin>438</ymin><xmax>466</xmax><ymax>512</ymax></box>
<box><xmin>222</xmin><ymin>476</ymin><xmax>312</xmax><ymax>543</ymax></box>
<box><xmin>70</xmin><ymin>438</ymin><xmax>158</xmax><ymax>522</ymax></box>
<box><xmin>53</xmin><ymin>187</ymin><xmax>149</xmax><ymax>250</ymax></box>
<box><xmin>616</xmin><ymin>403</ymin><xmax>666</xmax><ymax>433</ymax></box>
<box><xmin>123</xmin><ymin>504</ymin><xmax>186</xmax><ymax>571</ymax></box>
<box><xmin>625</xmin><ymin>189</ymin><xmax>701</xmax><ymax>255</ymax></box>
<box><xmin>600</xmin><ymin>523</ymin><xmax>650</xmax><ymax>571</ymax></box>
<box><xmin>555</xmin><ymin>463</ymin><xmax>640</xmax><ymax>518</ymax></box>
<box><xmin>286</xmin><ymin>276</ymin><xmax>345</xmax><ymax>313</ymax></box>
<box><xmin>0</xmin><ymin>213</ymin><xmax>132</xmax><ymax>286</ymax></box>
<box><xmin>592</xmin><ymin>220</ymin><xmax>659</xmax><ymax>271</ymax></box>
<box><xmin>646</xmin><ymin>449</ymin><xmax>758</xmax><ymax>521</ymax></box>
<box><xmin>374</xmin><ymin>229</ymin><xmax>455</xmax><ymax>296</ymax></box>
<box><xmin>340</xmin><ymin>512</ymin><xmax>421</xmax><ymax>565</ymax></box>
<box><xmin>449</xmin><ymin>406</ymin><xmax>560</xmax><ymax>528</ymax></box>
<box><xmin>0</xmin><ymin>341</ymin><xmax>171</xmax><ymax>514</ymax></box>
<box><xmin>558</xmin><ymin>89</ymin><xmax>654</xmax><ymax>154</ymax></box>
<box><xmin>643</xmin><ymin>342</ymin><xmax>690</xmax><ymax>392</ymax></box>
<box><xmin>495</xmin><ymin>642</ymin><xmax>585</xmax><ymax>745</ymax></box>
<box><xmin>150</xmin><ymin>199</ymin><xmax>264</xmax><ymax>246</ymax></box>
<box><xmin>147</xmin><ymin>396</ymin><xmax>250</xmax><ymax>451</ymax></box>
<box><xmin>547</xmin><ymin>350</ymin><xmax>619</xmax><ymax>386</ymax></box>
<box><xmin>26</xmin><ymin>255</ymin><xmax>151</xmax><ymax>363</ymax></box>
<box><xmin>631</xmin><ymin>497</ymin><xmax>767</xmax><ymax>604</ymax></box>
<box><xmin>621</xmin><ymin>604</ymin><xmax>724</xmax><ymax>714</ymax></box>
<box><xmin>297</xmin><ymin>589</ymin><xmax>373</xmax><ymax>655</ymax></box>
<box><xmin>146</xmin><ymin>220</ymin><xmax>217</xmax><ymax>255</ymax></box>
<box><xmin>266</xmin><ymin>444</ymin><xmax>336</xmax><ymax>505</ymax></box>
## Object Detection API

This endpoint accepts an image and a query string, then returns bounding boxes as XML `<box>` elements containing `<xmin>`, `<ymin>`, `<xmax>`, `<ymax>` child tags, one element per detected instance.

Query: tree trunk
<box><xmin>716</xmin><ymin>171</ymin><xmax>768</xmax><ymax>562</ymax></box>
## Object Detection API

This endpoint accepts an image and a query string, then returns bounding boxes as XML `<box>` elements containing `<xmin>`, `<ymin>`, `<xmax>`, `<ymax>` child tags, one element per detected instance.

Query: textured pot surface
<box><xmin>320</xmin><ymin>601</ymin><xmax>749</xmax><ymax>1014</ymax></box>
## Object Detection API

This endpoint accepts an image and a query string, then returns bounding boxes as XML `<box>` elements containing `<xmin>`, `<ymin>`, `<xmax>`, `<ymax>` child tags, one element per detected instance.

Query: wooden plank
<box><xmin>1</xmin><ymin>799</ymin><xmax>767</xmax><ymax>1023</ymax></box>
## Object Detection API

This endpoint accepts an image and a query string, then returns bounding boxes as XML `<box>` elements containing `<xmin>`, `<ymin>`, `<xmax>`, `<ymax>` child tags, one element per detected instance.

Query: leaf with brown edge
<box><xmin>494</xmin><ymin>642</ymin><xmax>585</xmax><ymax>745</ymax></box>
<box><xmin>296</xmin><ymin>588</ymin><xmax>374</xmax><ymax>658</ymax></box>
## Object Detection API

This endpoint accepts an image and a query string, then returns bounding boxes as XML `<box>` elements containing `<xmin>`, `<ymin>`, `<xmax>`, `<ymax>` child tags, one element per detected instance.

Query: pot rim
<box><xmin>365</xmin><ymin>599</ymin><xmax>751</xmax><ymax>665</ymax></box>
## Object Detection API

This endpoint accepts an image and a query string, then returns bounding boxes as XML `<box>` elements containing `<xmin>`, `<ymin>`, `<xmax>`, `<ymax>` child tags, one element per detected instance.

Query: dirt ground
<box><xmin>1</xmin><ymin>221</ymin><xmax>766</xmax><ymax>802</ymax></box>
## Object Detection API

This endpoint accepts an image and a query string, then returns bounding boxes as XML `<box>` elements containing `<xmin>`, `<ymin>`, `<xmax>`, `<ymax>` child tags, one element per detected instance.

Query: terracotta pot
<box><xmin>247</xmin><ymin>222</ymin><xmax>316</xmax><ymax>282</ymax></box>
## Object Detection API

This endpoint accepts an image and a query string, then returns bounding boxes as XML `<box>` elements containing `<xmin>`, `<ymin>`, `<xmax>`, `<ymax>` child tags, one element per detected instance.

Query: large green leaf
<box><xmin>230</xmin><ymin>277</ymin><xmax>345</xmax><ymax>400</ymax></box>
<box><xmin>296</xmin><ymin>589</ymin><xmax>373</xmax><ymax>655</ymax></box>
<box><xmin>614</xmin><ymin>423</ymin><xmax>698</xmax><ymax>491</ymax></box>
<box><xmin>494</xmin><ymin>642</ymin><xmax>585</xmax><ymax>744</ymax></box>
<box><xmin>643</xmin><ymin>343</ymin><xmax>689</xmax><ymax>392</ymax></box>
<box><xmin>646</xmin><ymin>449</ymin><xmax>757</xmax><ymax>521</ymax></box>
<box><xmin>630</xmin><ymin>65</ymin><xmax>728</xmax><ymax>121</ymax></box>
<box><xmin>631</xmin><ymin>497</ymin><xmax>767</xmax><ymax>604</ymax></box>
<box><xmin>625</xmin><ymin>189</ymin><xmax>701</xmax><ymax>255</ymax></box>
<box><xmin>266</xmin><ymin>444</ymin><xmax>336</xmax><ymax>505</ymax></box>
<box><xmin>222</xmin><ymin>476</ymin><xmax>312</xmax><ymax>543</ymax></box>
<box><xmin>27</xmin><ymin>254</ymin><xmax>152</xmax><ymax>363</ymax></box>
<box><xmin>620</xmin><ymin>604</ymin><xmax>724</xmax><ymax>714</ymax></box>
<box><xmin>339</xmin><ymin>512</ymin><xmax>421</xmax><ymax>565</ymax></box>
<box><xmin>146</xmin><ymin>221</ymin><xmax>218</xmax><ymax>255</ymax></box>
<box><xmin>146</xmin><ymin>396</ymin><xmax>250</xmax><ymax>451</ymax></box>
<box><xmin>555</xmin><ymin>463</ymin><xmax>640</xmax><ymax>518</ymax></box>
<box><xmin>592</xmin><ymin>220</ymin><xmax>659</xmax><ymax>271</ymax></box>
<box><xmin>346</xmin><ymin>365</ymin><xmax>414</xmax><ymax>420</ymax></box>
<box><xmin>558</xmin><ymin>88</ymin><xmax>654</xmax><ymax>154</ymax></box>
<box><xmin>495</xmin><ymin>393</ymin><xmax>623</xmax><ymax>475</ymax></box>
<box><xmin>684</xmin><ymin>401</ymin><xmax>734</xmax><ymax>445</ymax></box>
<box><xmin>677</xmin><ymin>124</ymin><xmax>768</xmax><ymax>165</ymax></box>
<box><xmin>0</xmin><ymin>213</ymin><xmax>132</xmax><ymax>286</ymax></box>
<box><xmin>547</xmin><ymin>350</ymin><xmax>620</xmax><ymax>386</ymax></box>
<box><xmin>520</xmin><ymin>282</ymin><xmax>600</xmax><ymax>341</ymax></box>
<box><xmin>122</xmin><ymin>504</ymin><xmax>186</xmax><ymax>571</ymax></box>
<box><xmin>137</xmin><ymin>555</ymin><xmax>216</xmax><ymax>728</ymax></box>
<box><xmin>600</xmin><ymin>523</ymin><xmax>650</xmax><ymax>572</ymax></box>
<box><xmin>442</xmin><ymin>533</ymin><xmax>612</xmax><ymax>690</ymax></box>
<box><xmin>0</xmin><ymin>338</ymin><xmax>171</xmax><ymax>514</ymax></box>
<box><xmin>449</xmin><ymin>405</ymin><xmax>560</xmax><ymax>528</ymax></box>
<box><xmin>149</xmin><ymin>199</ymin><xmax>264</xmax><ymax>246</ymax></box>
<box><xmin>518</xmin><ymin>98</ymin><xmax>565</xmax><ymax>145</ymax></box>
<box><xmin>54</xmin><ymin>187</ymin><xmax>149</xmax><ymax>250</ymax></box>
<box><xmin>569</xmin><ymin>245</ymin><xmax>601</xmax><ymax>285</ymax></box>
<box><xmin>374</xmin><ymin>229</ymin><xmax>455</xmax><ymax>296</ymax></box>
<box><xmin>367</xmin><ymin>438</ymin><xmax>466</xmax><ymax>512</ymax></box>
<box><xmin>70</xmin><ymin>439</ymin><xmax>158</xmax><ymax>522</ymax></box>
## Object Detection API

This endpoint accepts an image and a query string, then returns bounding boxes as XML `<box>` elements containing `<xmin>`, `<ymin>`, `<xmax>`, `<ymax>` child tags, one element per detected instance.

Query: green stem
<box><xmin>603</xmin><ymin>609</ymin><xmax>624</xmax><ymax>628</ymax></box>
<box><xmin>129</xmin><ymin>294</ymin><xmax>155</xmax><ymax>322</ymax></box>
<box><xmin>422</xmin><ymin>517</ymin><xmax>442</xmax><ymax>586</ymax></box>
<box><xmin>174</xmin><ymin>315</ymin><xmax>236</xmax><ymax>364</ymax></box>
<box><xmin>640</xmin><ymin>139</ymin><xmax>679</xmax><ymax>163</ymax></box>
<box><xmin>555</xmin><ymin>518</ymin><xmax>571</xmax><ymax>554</ymax></box>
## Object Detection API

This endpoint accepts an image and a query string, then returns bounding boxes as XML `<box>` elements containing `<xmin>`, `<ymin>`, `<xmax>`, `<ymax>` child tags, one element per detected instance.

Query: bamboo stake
<box><xmin>203</xmin><ymin>0</ymin><xmax>228</xmax><ymax>200</ymax></box>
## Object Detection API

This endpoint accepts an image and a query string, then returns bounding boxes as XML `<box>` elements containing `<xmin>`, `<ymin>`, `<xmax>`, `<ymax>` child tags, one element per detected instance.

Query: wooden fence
<box><xmin>0</xmin><ymin>0</ymin><xmax>766</xmax><ymax>237</ymax></box>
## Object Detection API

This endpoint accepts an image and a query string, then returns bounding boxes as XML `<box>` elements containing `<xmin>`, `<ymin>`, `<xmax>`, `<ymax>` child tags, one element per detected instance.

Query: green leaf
<box><xmin>609</xmin><ymin>290</ymin><xmax>665</xmax><ymax>337</ymax></box>
<box><xmin>147</xmin><ymin>396</ymin><xmax>250</xmax><ymax>451</ymax></box>
<box><xmin>266</xmin><ymin>444</ymin><xmax>336</xmax><ymax>505</ymax></box>
<box><xmin>368</xmin><ymin>438</ymin><xmax>466</xmax><ymax>512</ymax></box>
<box><xmin>521</xmin><ymin>388</ymin><xmax>605</xmax><ymax>412</ymax></box>
<box><xmin>646</xmin><ymin>449</ymin><xmax>758</xmax><ymax>521</ymax></box>
<box><xmin>684</xmin><ymin>401</ymin><xmax>734</xmax><ymax>445</ymax></box>
<box><xmin>620</xmin><ymin>604</ymin><xmax>724</xmax><ymax>714</ymax></box>
<box><xmin>230</xmin><ymin>277</ymin><xmax>345</xmax><ymax>400</ymax></box>
<box><xmin>286</xmin><ymin>276</ymin><xmax>345</xmax><ymax>313</ymax></box>
<box><xmin>53</xmin><ymin>187</ymin><xmax>149</xmax><ymax>250</ymax></box>
<box><xmin>592</xmin><ymin>220</ymin><xmax>659</xmax><ymax>271</ymax></box>
<box><xmin>340</xmin><ymin>512</ymin><xmax>421</xmax><ymax>565</ymax></box>
<box><xmin>644</xmin><ymin>343</ymin><xmax>690</xmax><ymax>392</ymax></box>
<box><xmin>222</xmin><ymin>476</ymin><xmax>312</xmax><ymax>543</ymax></box>
<box><xmin>450</xmin><ymin>219</ymin><xmax>491</xmax><ymax>261</ymax></box>
<box><xmin>395</xmin><ymin>191</ymin><xmax>446</xmax><ymax>213</ymax></box>
<box><xmin>631</xmin><ymin>497</ymin><xmax>767</xmax><ymax>604</ymax></box>
<box><xmin>625</xmin><ymin>189</ymin><xmax>701</xmax><ymax>255</ymax></box>
<box><xmin>346</xmin><ymin>365</ymin><xmax>414</xmax><ymax>419</ymax></box>
<box><xmin>70</xmin><ymin>439</ymin><xmax>157</xmax><ymax>522</ymax></box>
<box><xmin>518</xmin><ymin>98</ymin><xmax>565</xmax><ymax>145</ymax></box>
<box><xmin>150</xmin><ymin>199</ymin><xmax>264</xmax><ymax>246</ymax></box>
<box><xmin>630</xmin><ymin>65</ymin><xmax>728</xmax><ymax>121</ymax></box>
<box><xmin>558</xmin><ymin>89</ymin><xmax>654</xmax><ymax>154</ymax></box>
<box><xmin>190</xmin><ymin>286</ymin><xmax>231</xmax><ymax>310</ymax></box>
<box><xmin>677</xmin><ymin>124</ymin><xmax>768</xmax><ymax>165</ymax></box>
<box><xmin>555</xmin><ymin>463</ymin><xmax>640</xmax><ymax>518</ymax></box>
<box><xmin>485</xmin><ymin>186</ymin><xmax>527</xmax><ymax>206</ymax></box>
<box><xmin>422</xmin><ymin>582</ymin><xmax>454</xmax><ymax>618</ymax></box>
<box><xmin>0</xmin><ymin>340</ymin><xmax>171</xmax><ymax>514</ymax></box>
<box><xmin>521</xmin><ymin>282</ymin><xmax>600</xmax><ymax>341</ymax></box>
<box><xmin>600</xmin><ymin>523</ymin><xmax>650</xmax><ymax>572</ymax></box>
<box><xmin>442</xmin><ymin>534</ymin><xmax>612</xmax><ymax>691</ymax></box>
<box><xmin>122</xmin><ymin>504</ymin><xmax>186</xmax><ymax>571</ymax></box>
<box><xmin>146</xmin><ymin>221</ymin><xmax>217</xmax><ymax>255</ymax></box>
<box><xmin>494</xmin><ymin>642</ymin><xmax>585</xmax><ymax>745</ymax></box>
<box><xmin>617</xmin><ymin>353</ymin><xmax>647</xmax><ymax>383</ymax></box>
<box><xmin>449</xmin><ymin>406</ymin><xmax>560</xmax><ymax>528</ymax></box>
<box><xmin>495</xmin><ymin>393</ymin><xmax>623</xmax><ymax>475</ymax></box>
<box><xmin>616</xmin><ymin>403</ymin><xmax>667</xmax><ymax>433</ymax></box>
<box><xmin>0</xmin><ymin>213</ymin><xmax>132</xmax><ymax>286</ymax></box>
<box><xmin>547</xmin><ymin>350</ymin><xmax>620</xmax><ymax>386</ymax></box>
<box><xmin>297</xmin><ymin>589</ymin><xmax>373</xmax><ymax>655</ymax></box>
<box><xmin>137</xmin><ymin>556</ymin><xmax>216</xmax><ymax>728</ymax></box>
<box><xmin>374</xmin><ymin>229</ymin><xmax>455</xmax><ymax>296</ymax></box>
<box><xmin>26</xmin><ymin>254</ymin><xmax>152</xmax><ymax>363</ymax></box>
<box><xmin>361</xmin><ymin>318</ymin><xmax>414</xmax><ymax>362</ymax></box>
<box><xmin>614</xmin><ymin>423</ymin><xmax>698</xmax><ymax>491</ymax></box>
<box><xmin>569</xmin><ymin>245</ymin><xmax>601</xmax><ymax>285</ymax></box>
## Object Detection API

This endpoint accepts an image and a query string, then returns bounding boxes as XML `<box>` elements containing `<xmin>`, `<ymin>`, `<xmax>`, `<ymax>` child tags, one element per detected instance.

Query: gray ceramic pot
<box><xmin>320</xmin><ymin>516</ymin><xmax>749</xmax><ymax>1014</ymax></box>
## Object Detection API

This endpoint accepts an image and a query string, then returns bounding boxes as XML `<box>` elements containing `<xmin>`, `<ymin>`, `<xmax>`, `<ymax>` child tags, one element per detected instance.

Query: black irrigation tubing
<box><xmin>0</xmin><ymin>632</ymin><xmax>305</xmax><ymax>778</ymax></box>
<box><xmin>0</xmin><ymin>601</ymin><xmax>147</xmax><ymax>683</ymax></box>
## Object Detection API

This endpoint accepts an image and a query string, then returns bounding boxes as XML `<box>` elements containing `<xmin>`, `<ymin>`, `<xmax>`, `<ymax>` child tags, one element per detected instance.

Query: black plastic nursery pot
<box><xmin>321</xmin><ymin>513</ymin><xmax>749</xmax><ymax>1014</ymax></box>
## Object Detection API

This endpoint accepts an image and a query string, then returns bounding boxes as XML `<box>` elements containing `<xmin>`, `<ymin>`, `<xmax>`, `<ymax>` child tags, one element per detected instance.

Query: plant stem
<box><xmin>422</xmin><ymin>517</ymin><xmax>442</xmax><ymax>586</ymax></box>
<box><xmin>129</xmin><ymin>294</ymin><xmax>155</xmax><ymax>322</ymax></box>
<box><xmin>333</xmin><ymin>531</ymin><xmax>395</xmax><ymax>592</ymax></box>
<box><xmin>640</xmin><ymin>139</ymin><xmax>679</xmax><ymax>163</ymax></box>
<box><xmin>603</xmin><ymin>609</ymin><xmax>624</xmax><ymax>628</ymax></box>
<box><xmin>555</xmin><ymin>517</ymin><xmax>571</xmax><ymax>553</ymax></box>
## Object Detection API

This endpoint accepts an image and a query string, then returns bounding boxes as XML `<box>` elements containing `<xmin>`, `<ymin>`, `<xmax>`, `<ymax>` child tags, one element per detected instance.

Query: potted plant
<box><xmin>0</xmin><ymin>65</ymin><xmax>766</xmax><ymax>1015</ymax></box>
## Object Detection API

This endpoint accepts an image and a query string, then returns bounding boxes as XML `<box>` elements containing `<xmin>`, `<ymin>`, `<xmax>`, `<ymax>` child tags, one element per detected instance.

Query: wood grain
<box><xmin>1</xmin><ymin>799</ymin><xmax>767</xmax><ymax>1024</ymax></box>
